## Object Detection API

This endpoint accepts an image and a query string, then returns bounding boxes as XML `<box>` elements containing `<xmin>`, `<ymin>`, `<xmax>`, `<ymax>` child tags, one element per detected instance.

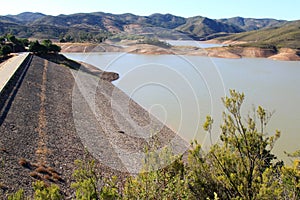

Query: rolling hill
<box><xmin>218</xmin><ymin>20</ymin><xmax>300</xmax><ymax>49</ymax></box>
<box><xmin>218</xmin><ymin>17</ymin><xmax>286</xmax><ymax>31</ymax></box>
<box><xmin>0</xmin><ymin>12</ymin><xmax>286</xmax><ymax>41</ymax></box>
<box><xmin>6</xmin><ymin>12</ymin><xmax>46</xmax><ymax>23</ymax></box>
<box><xmin>176</xmin><ymin>16</ymin><xmax>244</xmax><ymax>40</ymax></box>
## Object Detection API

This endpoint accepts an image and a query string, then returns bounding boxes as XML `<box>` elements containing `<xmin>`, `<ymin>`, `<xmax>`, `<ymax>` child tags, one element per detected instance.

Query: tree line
<box><xmin>59</xmin><ymin>31</ymin><xmax>111</xmax><ymax>43</ymax></box>
<box><xmin>0</xmin><ymin>34</ymin><xmax>61</xmax><ymax>57</ymax></box>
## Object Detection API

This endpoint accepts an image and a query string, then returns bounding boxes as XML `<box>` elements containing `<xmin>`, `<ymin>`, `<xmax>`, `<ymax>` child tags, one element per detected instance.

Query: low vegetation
<box><xmin>59</xmin><ymin>30</ymin><xmax>111</xmax><ymax>43</ymax></box>
<box><xmin>237</xmin><ymin>42</ymin><xmax>279</xmax><ymax>52</ymax></box>
<box><xmin>7</xmin><ymin>181</ymin><xmax>61</xmax><ymax>200</ymax></box>
<box><xmin>2</xmin><ymin>90</ymin><xmax>300</xmax><ymax>199</ymax></box>
<box><xmin>137</xmin><ymin>38</ymin><xmax>172</xmax><ymax>48</ymax></box>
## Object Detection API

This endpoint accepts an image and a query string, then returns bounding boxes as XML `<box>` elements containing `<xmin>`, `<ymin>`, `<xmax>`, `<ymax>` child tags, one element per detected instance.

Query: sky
<box><xmin>1</xmin><ymin>0</ymin><xmax>300</xmax><ymax>20</ymax></box>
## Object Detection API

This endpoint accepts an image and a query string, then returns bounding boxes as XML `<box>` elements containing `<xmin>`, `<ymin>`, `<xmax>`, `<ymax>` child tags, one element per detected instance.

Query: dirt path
<box><xmin>35</xmin><ymin>60</ymin><xmax>49</xmax><ymax>165</ymax></box>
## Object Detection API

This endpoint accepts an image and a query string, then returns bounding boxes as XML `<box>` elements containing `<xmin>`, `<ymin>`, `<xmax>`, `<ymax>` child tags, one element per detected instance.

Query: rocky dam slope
<box><xmin>0</xmin><ymin>54</ymin><xmax>189</xmax><ymax>198</ymax></box>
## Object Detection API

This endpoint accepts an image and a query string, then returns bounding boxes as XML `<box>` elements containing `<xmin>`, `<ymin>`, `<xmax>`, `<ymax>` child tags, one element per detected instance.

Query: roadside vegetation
<box><xmin>3</xmin><ymin>90</ymin><xmax>300</xmax><ymax>199</ymax></box>
<box><xmin>0</xmin><ymin>34</ymin><xmax>28</xmax><ymax>57</ymax></box>
<box><xmin>0</xmin><ymin>34</ymin><xmax>61</xmax><ymax>62</ymax></box>
<box><xmin>29</xmin><ymin>39</ymin><xmax>61</xmax><ymax>54</ymax></box>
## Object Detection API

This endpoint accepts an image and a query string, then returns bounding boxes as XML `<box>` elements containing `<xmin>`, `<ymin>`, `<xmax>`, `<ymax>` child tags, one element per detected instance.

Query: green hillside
<box><xmin>176</xmin><ymin>16</ymin><xmax>243</xmax><ymax>40</ymax></box>
<box><xmin>218</xmin><ymin>17</ymin><xmax>285</xmax><ymax>31</ymax></box>
<box><xmin>218</xmin><ymin>20</ymin><xmax>300</xmax><ymax>49</ymax></box>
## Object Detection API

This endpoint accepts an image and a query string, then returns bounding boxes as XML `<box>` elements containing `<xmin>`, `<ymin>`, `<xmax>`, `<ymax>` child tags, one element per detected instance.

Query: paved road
<box><xmin>0</xmin><ymin>53</ymin><xmax>30</xmax><ymax>93</ymax></box>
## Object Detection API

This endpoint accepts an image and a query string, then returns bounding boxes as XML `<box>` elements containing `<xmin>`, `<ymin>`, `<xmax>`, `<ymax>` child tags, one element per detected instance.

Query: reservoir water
<box><xmin>65</xmin><ymin>52</ymin><xmax>300</xmax><ymax>163</ymax></box>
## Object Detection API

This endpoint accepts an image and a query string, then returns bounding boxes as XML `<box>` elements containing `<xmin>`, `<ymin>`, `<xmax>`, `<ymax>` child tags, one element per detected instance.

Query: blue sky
<box><xmin>1</xmin><ymin>0</ymin><xmax>300</xmax><ymax>20</ymax></box>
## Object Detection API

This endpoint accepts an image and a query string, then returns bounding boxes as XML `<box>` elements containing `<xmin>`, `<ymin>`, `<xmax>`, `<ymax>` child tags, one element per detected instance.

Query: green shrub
<box><xmin>33</xmin><ymin>181</ymin><xmax>61</xmax><ymax>200</ymax></box>
<box><xmin>71</xmin><ymin>160</ymin><xmax>99</xmax><ymax>200</ymax></box>
<box><xmin>7</xmin><ymin>189</ymin><xmax>26</xmax><ymax>200</ymax></box>
<box><xmin>123</xmin><ymin>146</ymin><xmax>191</xmax><ymax>199</ymax></box>
<box><xmin>71</xmin><ymin>159</ymin><xmax>122</xmax><ymax>200</ymax></box>
<box><xmin>100</xmin><ymin>176</ymin><xmax>120</xmax><ymax>200</ymax></box>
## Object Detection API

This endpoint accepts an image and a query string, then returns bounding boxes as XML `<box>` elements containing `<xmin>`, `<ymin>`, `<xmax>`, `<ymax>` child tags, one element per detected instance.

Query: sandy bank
<box><xmin>125</xmin><ymin>44</ymin><xmax>175</xmax><ymax>55</ymax></box>
<box><xmin>268</xmin><ymin>48</ymin><xmax>300</xmax><ymax>61</ymax></box>
<box><xmin>59</xmin><ymin>42</ymin><xmax>300</xmax><ymax>61</ymax></box>
<box><xmin>207</xmin><ymin>48</ymin><xmax>241</xmax><ymax>59</ymax></box>
<box><xmin>59</xmin><ymin>42</ymin><xmax>123</xmax><ymax>53</ymax></box>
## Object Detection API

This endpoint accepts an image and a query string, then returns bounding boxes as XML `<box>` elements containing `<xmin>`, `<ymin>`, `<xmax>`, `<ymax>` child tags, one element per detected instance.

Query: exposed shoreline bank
<box><xmin>58</xmin><ymin>42</ymin><xmax>300</xmax><ymax>61</ymax></box>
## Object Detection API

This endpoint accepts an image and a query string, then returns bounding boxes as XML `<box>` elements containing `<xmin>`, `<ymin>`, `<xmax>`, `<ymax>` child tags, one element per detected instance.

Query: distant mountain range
<box><xmin>0</xmin><ymin>12</ymin><xmax>289</xmax><ymax>41</ymax></box>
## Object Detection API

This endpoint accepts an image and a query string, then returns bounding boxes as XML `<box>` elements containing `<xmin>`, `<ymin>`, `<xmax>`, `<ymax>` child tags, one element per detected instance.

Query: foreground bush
<box><xmin>188</xmin><ymin>90</ymin><xmax>283</xmax><ymax>199</ymax></box>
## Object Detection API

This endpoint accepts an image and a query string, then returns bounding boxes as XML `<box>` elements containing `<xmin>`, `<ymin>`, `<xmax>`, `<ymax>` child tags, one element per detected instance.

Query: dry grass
<box><xmin>0</xmin><ymin>148</ymin><xmax>7</xmax><ymax>153</ymax></box>
<box><xmin>29</xmin><ymin>172</ymin><xmax>41</xmax><ymax>180</ymax></box>
<box><xmin>0</xmin><ymin>182</ymin><xmax>8</xmax><ymax>190</ymax></box>
<box><xmin>18</xmin><ymin>158</ymin><xmax>31</xmax><ymax>168</ymax></box>
<box><xmin>31</xmin><ymin>163</ymin><xmax>39</xmax><ymax>168</ymax></box>
<box><xmin>31</xmin><ymin>164</ymin><xmax>63</xmax><ymax>182</ymax></box>
<box><xmin>51</xmin><ymin>173</ymin><xmax>63</xmax><ymax>182</ymax></box>
<box><xmin>47</xmin><ymin>167</ymin><xmax>58</xmax><ymax>174</ymax></box>
<box><xmin>44</xmin><ymin>174</ymin><xmax>54</xmax><ymax>182</ymax></box>
<box><xmin>19</xmin><ymin>159</ymin><xmax>61</xmax><ymax>181</ymax></box>
<box><xmin>35</xmin><ymin>166</ymin><xmax>51</xmax><ymax>175</ymax></box>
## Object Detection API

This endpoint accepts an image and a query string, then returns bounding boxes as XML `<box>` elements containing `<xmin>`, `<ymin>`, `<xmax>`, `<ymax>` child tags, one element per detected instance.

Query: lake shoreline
<box><xmin>58</xmin><ymin>42</ymin><xmax>300</xmax><ymax>61</ymax></box>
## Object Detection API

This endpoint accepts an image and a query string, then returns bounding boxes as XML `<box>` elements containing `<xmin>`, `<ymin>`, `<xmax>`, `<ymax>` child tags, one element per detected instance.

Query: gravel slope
<box><xmin>0</xmin><ymin>55</ymin><xmax>189</xmax><ymax>198</ymax></box>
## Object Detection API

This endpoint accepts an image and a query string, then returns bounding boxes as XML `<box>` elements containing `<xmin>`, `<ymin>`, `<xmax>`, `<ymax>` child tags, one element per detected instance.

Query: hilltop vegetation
<box><xmin>218</xmin><ymin>17</ymin><xmax>285</xmax><ymax>31</ymax></box>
